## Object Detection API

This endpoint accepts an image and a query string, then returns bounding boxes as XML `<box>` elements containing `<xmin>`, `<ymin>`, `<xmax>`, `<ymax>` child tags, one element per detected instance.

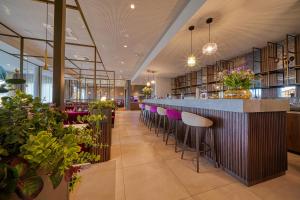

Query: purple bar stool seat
<box><xmin>149</xmin><ymin>105</ymin><xmax>158</xmax><ymax>131</ymax></box>
<box><xmin>139</xmin><ymin>103</ymin><xmax>145</xmax><ymax>122</ymax></box>
<box><xmin>165</xmin><ymin>108</ymin><xmax>182</xmax><ymax>152</ymax></box>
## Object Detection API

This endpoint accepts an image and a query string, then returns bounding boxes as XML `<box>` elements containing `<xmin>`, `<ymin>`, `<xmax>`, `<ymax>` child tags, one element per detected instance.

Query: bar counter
<box><xmin>144</xmin><ymin>98</ymin><xmax>289</xmax><ymax>186</ymax></box>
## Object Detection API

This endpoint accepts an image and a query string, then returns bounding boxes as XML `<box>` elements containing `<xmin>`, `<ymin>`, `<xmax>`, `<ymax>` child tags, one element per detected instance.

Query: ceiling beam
<box><xmin>74</xmin><ymin>0</ymin><xmax>109</xmax><ymax>79</ymax></box>
<box><xmin>32</xmin><ymin>0</ymin><xmax>78</xmax><ymax>10</ymax></box>
<box><xmin>131</xmin><ymin>0</ymin><xmax>206</xmax><ymax>81</ymax></box>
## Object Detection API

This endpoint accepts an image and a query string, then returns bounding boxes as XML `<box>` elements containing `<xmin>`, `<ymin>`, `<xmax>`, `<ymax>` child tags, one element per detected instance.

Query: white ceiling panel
<box><xmin>145</xmin><ymin>0</ymin><xmax>300</xmax><ymax>78</ymax></box>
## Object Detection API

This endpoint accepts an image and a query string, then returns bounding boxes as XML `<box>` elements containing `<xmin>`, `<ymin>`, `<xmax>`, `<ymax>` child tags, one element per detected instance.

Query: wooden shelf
<box><xmin>171</xmin><ymin>34</ymin><xmax>300</xmax><ymax>98</ymax></box>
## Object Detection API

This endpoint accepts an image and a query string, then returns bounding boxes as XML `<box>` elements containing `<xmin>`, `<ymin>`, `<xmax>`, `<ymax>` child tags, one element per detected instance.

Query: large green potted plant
<box><xmin>219</xmin><ymin>66</ymin><xmax>255</xmax><ymax>99</ymax></box>
<box><xmin>142</xmin><ymin>86</ymin><xmax>152</xmax><ymax>99</ymax></box>
<box><xmin>0</xmin><ymin>91</ymin><xmax>99</xmax><ymax>200</ymax></box>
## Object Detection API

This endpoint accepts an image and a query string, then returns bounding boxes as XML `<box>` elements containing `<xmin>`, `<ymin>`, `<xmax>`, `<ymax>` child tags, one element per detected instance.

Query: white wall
<box><xmin>155</xmin><ymin>77</ymin><xmax>172</xmax><ymax>98</ymax></box>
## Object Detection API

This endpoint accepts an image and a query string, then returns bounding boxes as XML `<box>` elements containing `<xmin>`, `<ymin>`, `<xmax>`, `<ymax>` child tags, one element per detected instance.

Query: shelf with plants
<box><xmin>171</xmin><ymin>33</ymin><xmax>300</xmax><ymax>98</ymax></box>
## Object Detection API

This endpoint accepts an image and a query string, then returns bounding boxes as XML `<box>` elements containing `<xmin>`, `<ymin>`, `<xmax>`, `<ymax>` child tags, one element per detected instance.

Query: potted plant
<box><xmin>0</xmin><ymin>91</ymin><xmax>100</xmax><ymax>200</ymax></box>
<box><xmin>142</xmin><ymin>86</ymin><xmax>152</xmax><ymax>99</ymax></box>
<box><xmin>219</xmin><ymin>66</ymin><xmax>255</xmax><ymax>99</ymax></box>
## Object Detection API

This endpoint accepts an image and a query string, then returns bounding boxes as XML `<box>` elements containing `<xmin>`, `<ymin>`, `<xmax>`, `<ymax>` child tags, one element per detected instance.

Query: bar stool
<box><xmin>181</xmin><ymin>111</ymin><xmax>217</xmax><ymax>172</ymax></box>
<box><xmin>165</xmin><ymin>108</ymin><xmax>182</xmax><ymax>152</ymax></box>
<box><xmin>144</xmin><ymin>105</ymin><xmax>151</xmax><ymax>127</ymax></box>
<box><xmin>149</xmin><ymin>105</ymin><xmax>157</xmax><ymax>132</ymax></box>
<box><xmin>155</xmin><ymin>107</ymin><xmax>167</xmax><ymax>137</ymax></box>
<box><xmin>138</xmin><ymin>103</ymin><xmax>145</xmax><ymax>122</ymax></box>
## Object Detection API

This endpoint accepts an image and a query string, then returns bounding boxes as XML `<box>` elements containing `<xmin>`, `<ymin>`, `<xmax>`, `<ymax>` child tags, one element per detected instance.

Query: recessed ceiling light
<box><xmin>121</xmin><ymin>61</ymin><xmax>125</xmax><ymax>64</ymax></box>
<box><xmin>123</xmin><ymin>45</ymin><xmax>128</xmax><ymax>48</ymax></box>
<box><xmin>130</xmin><ymin>4</ymin><xmax>135</xmax><ymax>9</ymax></box>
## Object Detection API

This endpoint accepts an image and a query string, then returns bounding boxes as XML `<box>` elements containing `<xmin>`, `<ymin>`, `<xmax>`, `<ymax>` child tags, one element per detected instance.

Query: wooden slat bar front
<box><xmin>144</xmin><ymin>99</ymin><xmax>289</xmax><ymax>186</ymax></box>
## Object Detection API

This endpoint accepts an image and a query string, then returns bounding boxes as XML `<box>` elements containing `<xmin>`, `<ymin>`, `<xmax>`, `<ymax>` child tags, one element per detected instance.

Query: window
<box><xmin>42</xmin><ymin>70</ymin><xmax>53</xmax><ymax>103</ymax></box>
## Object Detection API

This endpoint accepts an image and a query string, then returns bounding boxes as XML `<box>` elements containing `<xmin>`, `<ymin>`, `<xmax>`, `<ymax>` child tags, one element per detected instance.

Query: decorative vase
<box><xmin>224</xmin><ymin>89</ymin><xmax>252</xmax><ymax>99</ymax></box>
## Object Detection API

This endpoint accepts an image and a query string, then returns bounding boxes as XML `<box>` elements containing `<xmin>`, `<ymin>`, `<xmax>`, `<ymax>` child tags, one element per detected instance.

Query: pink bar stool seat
<box><xmin>150</xmin><ymin>105</ymin><xmax>157</xmax><ymax>113</ymax></box>
<box><xmin>165</xmin><ymin>108</ymin><xmax>182</xmax><ymax>152</ymax></box>
<box><xmin>166</xmin><ymin>108</ymin><xmax>181</xmax><ymax>120</ymax></box>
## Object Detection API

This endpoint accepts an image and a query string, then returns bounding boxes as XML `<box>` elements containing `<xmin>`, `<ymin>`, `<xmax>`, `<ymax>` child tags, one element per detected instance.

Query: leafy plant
<box><xmin>219</xmin><ymin>66</ymin><xmax>255</xmax><ymax>90</ymax></box>
<box><xmin>142</xmin><ymin>86</ymin><xmax>152</xmax><ymax>96</ymax></box>
<box><xmin>0</xmin><ymin>90</ymin><xmax>99</xmax><ymax>199</ymax></box>
<box><xmin>88</xmin><ymin>100</ymin><xmax>116</xmax><ymax>111</ymax></box>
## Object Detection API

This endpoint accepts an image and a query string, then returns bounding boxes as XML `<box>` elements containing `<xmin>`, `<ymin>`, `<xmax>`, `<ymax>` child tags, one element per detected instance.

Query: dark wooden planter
<box><xmin>90</xmin><ymin>108</ymin><xmax>112</xmax><ymax>162</ymax></box>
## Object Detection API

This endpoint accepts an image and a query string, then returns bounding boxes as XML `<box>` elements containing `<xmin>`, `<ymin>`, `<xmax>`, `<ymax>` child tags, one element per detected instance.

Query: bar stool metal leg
<box><xmin>181</xmin><ymin>125</ymin><xmax>190</xmax><ymax>159</ymax></box>
<box><xmin>196</xmin><ymin>128</ymin><xmax>200</xmax><ymax>173</ymax></box>
<box><xmin>156</xmin><ymin>115</ymin><xmax>161</xmax><ymax>136</ymax></box>
<box><xmin>165</xmin><ymin>119</ymin><xmax>173</xmax><ymax>145</ymax></box>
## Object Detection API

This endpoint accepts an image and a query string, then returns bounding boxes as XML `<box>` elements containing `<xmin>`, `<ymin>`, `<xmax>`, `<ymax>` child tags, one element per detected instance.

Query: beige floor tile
<box><xmin>166</xmin><ymin>161</ymin><xmax>236</xmax><ymax>195</ymax></box>
<box><xmin>249</xmin><ymin>173</ymin><xmax>300</xmax><ymax>200</ymax></box>
<box><xmin>110</xmin><ymin>145</ymin><xmax>123</xmax><ymax>169</ymax></box>
<box><xmin>72</xmin><ymin>164</ymin><xmax>119</xmax><ymax>200</ymax></box>
<box><xmin>193</xmin><ymin>183</ymin><xmax>261</xmax><ymax>200</ymax></box>
<box><xmin>121</xmin><ymin>143</ymin><xmax>162</xmax><ymax>168</ymax></box>
<box><xmin>123</xmin><ymin>161</ymin><xmax>190</xmax><ymax>200</ymax></box>
<box><xmin>152</xmin><ymin>137</ymin><xmax>181</xmax><ymax>160</ymax></box>
<box><xmin>120</xmin><ymin>134</ymin><xmax>157</xmax><ymax>146</ymax></box>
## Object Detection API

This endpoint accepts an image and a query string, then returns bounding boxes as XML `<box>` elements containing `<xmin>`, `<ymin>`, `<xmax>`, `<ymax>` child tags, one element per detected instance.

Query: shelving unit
<box><xmin>171</xmin><ymin>33</ymin><xmax>300</xmax><ymax>98</ymax></box>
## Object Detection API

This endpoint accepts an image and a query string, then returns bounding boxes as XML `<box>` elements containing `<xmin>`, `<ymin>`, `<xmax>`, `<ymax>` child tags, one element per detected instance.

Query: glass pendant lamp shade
<box><xmin>202</xmin><ymin>17</ymin><xmax>217</xmax><ymax>56</ymax></box>
<box><xmin>187</xmin><ymin>55</ymin><xmax>196</xmax><ymax>67</ymax></box>
<box><xmin>146</xmin><ymin>81</ymin><xmax>151</xmax><ymax>87</ymax></box>
<box><xmin>151</xmin><ymin>80</ymin><xmax>155</xmax><ymax>84</ymax></box>
<box><xmin>202</xmin><ymin>42</ymin><xmax>218</xmax><ymax>55</ymax></box>
<box><xmin>187</xmin><ymin>26</ymin><xmax>196</xmax><ymax>67</ymax></box>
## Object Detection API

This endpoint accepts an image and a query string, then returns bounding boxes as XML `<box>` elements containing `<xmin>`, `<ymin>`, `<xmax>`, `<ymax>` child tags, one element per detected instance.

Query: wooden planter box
<box><xmin>90</xmin><ymin>108</ymin><xmax>112</xmax><ymax>162</ymax></box>
<box><xmin>11</xmin><ymin>175</ymin><xmax>68</xmax><ymax>200</ymax></box>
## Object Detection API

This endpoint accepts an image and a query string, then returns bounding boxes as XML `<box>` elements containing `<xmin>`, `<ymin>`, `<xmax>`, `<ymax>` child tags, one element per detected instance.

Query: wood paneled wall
<box><xmin>150</xmin><ymin>103</ymin><xmax>287</xmax><ymax>186</ymax></box>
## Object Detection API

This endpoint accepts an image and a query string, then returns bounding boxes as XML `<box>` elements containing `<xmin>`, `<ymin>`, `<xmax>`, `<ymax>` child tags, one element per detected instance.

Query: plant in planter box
<box><xmin>0</xmin><ymin>90</ymin><xmax>99</xmax><ymax>199</ymax></box>
<box><xmin>88</xmin><ymin>100</ymin><xmax>116</xmax><ymax>112</ymax></box>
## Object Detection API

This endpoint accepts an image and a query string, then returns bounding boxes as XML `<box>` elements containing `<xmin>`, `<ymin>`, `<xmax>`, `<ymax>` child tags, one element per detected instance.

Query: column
<box><xmin>52</xmin><ymin>0</ymin><xmax>66</xmax><ymax>110</ymax></box>
<box><xmin>125</xmin><ymin>80</ymin><xmax>131</xmax><ymax>110</ymax></box>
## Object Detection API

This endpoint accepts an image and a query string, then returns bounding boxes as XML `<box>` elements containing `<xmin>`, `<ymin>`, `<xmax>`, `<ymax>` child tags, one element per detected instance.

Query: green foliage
<box><xmin>68</xmin><ymin>174</ymin><xmax>81</xmax><ymax>192</ymax></box>
<box><xmin>142</xmin><ymin>86</ymin><xmax>152</xmax><ymax>96</ymax></box>
<box><xmin>0</xmin><ymin>90</ymin><xmax>100</xmax><ymax>199</ymax></box>
<box><xmin>88</xmin><ymin>100</ymin><xmax>116</xmax><ymax>111</ymax></box>
<box><xmin>15</xmin><ymin>172</ymin><xmax>43</xmax><ymax>200</ymax></box>
<box><xmin>0</xmin><ymin>163</ymin><xmax>19</xmax><ymax>197</ymax></box>
<box><xmin>219</xmin><ymin>66</ymin><xmax>255</xmax><ymax>90</ymax></box>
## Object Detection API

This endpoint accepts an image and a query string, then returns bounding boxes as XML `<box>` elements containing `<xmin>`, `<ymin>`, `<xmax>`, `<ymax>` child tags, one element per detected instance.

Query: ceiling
<box><xmin>145</xmin><ymin>0</ymin><xmax>300</xmax><ymax>78</ymax></box>
<box><xmin>1</xmin><ymin>0</ymin><xmax>300</xmax><ymax>84</ymax></box>
<box><xmin>0</xmin><ymin>0</ymin><xmax>190</xmax><ymax>85</ymax></box>
<box><xmin>78</xmin><ymin>0</ymin><xmax>189</xmax><ymax>82</ymax></box>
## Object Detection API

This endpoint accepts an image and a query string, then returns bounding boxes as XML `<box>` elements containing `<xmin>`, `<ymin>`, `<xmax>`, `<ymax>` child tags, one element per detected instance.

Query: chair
<box><xmin>155</xmin><ymin>107</ymin><xmax>167</xmax><ymax>137</ymax></box>
<box><xmin>138</xmin><ymin>103</ymin><xmax>145</xmax><ymax>122</ymax></box>
<box><xmin>165</xmin><ymin>108</ymin><xmax>182</xmax><ymax>152</ymax></box>
<box><xmin>181</xmin><ymin>111</ymin><xmax>217</xmax><ymax>172</ymax></box>
<box><xmin>149</xmin><ymin>105</ymin><xmax>157</xmax><ymax>132</ymax></box>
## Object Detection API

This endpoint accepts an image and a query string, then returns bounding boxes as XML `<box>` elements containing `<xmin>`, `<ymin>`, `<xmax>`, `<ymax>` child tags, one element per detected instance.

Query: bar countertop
<box><xmin>143</xmin><ymin>98</ymin><xmax>289</xmax><ymax>113</ymax></box>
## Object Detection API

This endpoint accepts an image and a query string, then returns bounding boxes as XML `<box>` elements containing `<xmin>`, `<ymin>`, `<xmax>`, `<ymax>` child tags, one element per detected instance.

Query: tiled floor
<box><xmin>71</xmin><ymin>111</ymin><xmax>300</xmax><ymax>200</ymax></box>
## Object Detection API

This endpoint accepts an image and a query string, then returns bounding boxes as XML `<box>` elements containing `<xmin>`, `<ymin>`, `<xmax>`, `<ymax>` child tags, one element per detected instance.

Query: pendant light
<box><xmin>146</xmin><ymin>71</ymin><xmax>151</xmax><ymax>86</ymax></box>
<box><xmin>44</xmin><ymin>2</ymin><xmax>49</xmax><ymax>70</ymax></box>
<box><xmin>151</xmin><ymin>71</ymin><xmax>155</xmax><ymax>85</ymax></box>
<box><xmin>187</xmin><ymin>25</ymin><xmax>196</xmax><ymax>67</ymax></box>
<box><xmin>202</xmin><ymin>18</ymin><xmax>218</xmax><ymax>56</ymax></box>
